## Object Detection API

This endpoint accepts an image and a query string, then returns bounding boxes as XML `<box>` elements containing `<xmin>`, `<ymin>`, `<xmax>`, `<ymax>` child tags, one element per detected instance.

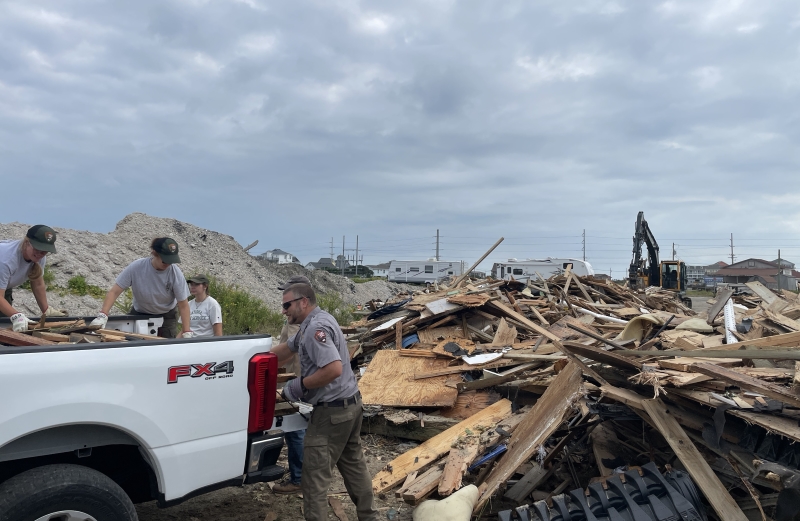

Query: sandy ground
<box><xmin>136</xmin><ymin>433</ymin><xmax>416</xmax><ymax>521</ymax></box>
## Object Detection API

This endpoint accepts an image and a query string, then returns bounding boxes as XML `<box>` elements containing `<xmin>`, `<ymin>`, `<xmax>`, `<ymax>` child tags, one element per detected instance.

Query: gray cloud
<box><xmin>2</xmin><ymin>0</ymin><xmax>800</xmax><ymax>275</ymax></box>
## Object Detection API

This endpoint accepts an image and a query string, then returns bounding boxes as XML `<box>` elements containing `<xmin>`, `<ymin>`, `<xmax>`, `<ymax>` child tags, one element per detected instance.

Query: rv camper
<box><xmin>388</xmin><ymin>260</ymin><xmax>463</xmax><ymax>284</ymax></box>
<box><xmin>496</xmin><ymin>258</ymin><xmax>594</xmax><ymax>282</ymax></box>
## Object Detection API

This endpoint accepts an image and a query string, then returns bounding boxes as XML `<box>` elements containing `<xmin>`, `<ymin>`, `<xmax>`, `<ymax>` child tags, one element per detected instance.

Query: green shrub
<box><xmin>206</xmin><ymin>276</ymin><xmax>284</xmax><ymax>336</ymax></box>
<box><xmin>67</xmin><ymin>275</ymin><xmax>88</xmax><ymax>295</ymax></box>
<box><xmin>19</xmin><ymin>266</ymin><xmax>56</xmax><ymax>291</ymax></box>
<box><xmin>114</xmin><ymin>288</ymin><xmax>133</xmax><ymax>314</ymax></box>
<box><xmin>317</xmin><ymin>292</ymin><xmax>356</xmax><ymax>326</ymax></box>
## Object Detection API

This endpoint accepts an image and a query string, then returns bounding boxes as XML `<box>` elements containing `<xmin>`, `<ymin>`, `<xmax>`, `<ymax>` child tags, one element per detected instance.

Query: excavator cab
<box><xmin>660</xmin><ymin>261</ymin><xmax>687</xmax><ymax>291</ymax></box>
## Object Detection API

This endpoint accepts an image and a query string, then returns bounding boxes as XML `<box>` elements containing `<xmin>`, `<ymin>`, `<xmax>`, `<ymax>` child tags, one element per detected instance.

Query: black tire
<box><xmin>0</xmin><ymin>464</ymin><xmax>137</xmax><ymax>521</ymax></box>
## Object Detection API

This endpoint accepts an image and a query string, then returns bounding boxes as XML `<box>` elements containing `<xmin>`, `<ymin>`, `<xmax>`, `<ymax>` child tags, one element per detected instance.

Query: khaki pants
<box><xmin>302</xmin><ymin>397</ymin><xmax>377</xmax><ymax>521</ymax></box>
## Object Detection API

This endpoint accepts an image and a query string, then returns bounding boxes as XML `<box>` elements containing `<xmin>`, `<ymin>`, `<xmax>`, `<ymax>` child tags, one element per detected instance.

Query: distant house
<box><xmin>366</xmin><ymin>262</ymin><xmax>392</xmax><ymax>278</ymax></box>
<box><xmin>685</xmin><ymin>265</ymin><xmax>706</xmax><ymax>286</ymax></box>
<box><xmin>715</xmin><ymin>258</ymin><xmax>800</xmax><ymax>291</ymax></box>
<box><xmin>306</xmin><ymin>255</ymin><xmax>350</xmax><ymax>271</ymax></box>
<box><xmin>704</xmin><ymin>261</ymin><xmax>728</xmax><ymax>275</ymax></box>
<box><xmin>773</xmin><ymin>259</ymin><xmax>796</xmax><ymax>269</ymax></box>
<box><xmin>257</xmin><ymin>249</ymin><xmax>299</xmax><ymax>265</ymax></box>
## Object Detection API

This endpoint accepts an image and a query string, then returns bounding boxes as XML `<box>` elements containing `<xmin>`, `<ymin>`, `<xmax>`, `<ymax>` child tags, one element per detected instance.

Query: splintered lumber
<box><xmin>438</xmin><ymin>445</ymin><xmax>480</xmax><ymax>496</ymax></box>
<box><xmin>658</xmin><ymin>357</ymin><xmax>741</xmax><ymax>372</ymax></box>
<box><xmin>490</xmin><ymin>318</ymin><xmax>517</xmax><ymax>347</ymax></box>
<box><xmin>372</xmin><ymin>398</ymin><xmax>512</xmax><ymax>493</ymax></box>
<box><xmin>731</xmin><ymin>410</ymin><xmax>800</xmax><ymax>444</ymax></box>
<box><xmin>360</xmin><ymin>350</ymin><xmax>458</xmax><ymax>407</ymax></box>
<box><xmin>689</xmin><ymin>362</ymin><xmax>800</xmax><ymax>409</ymax></box>
<box><xmin>732</xmin><ymin>330</ymin><xmax>800</xmax><ymax>350</ymax></box>
<box><xmin>566</xmin><ymin>323</ymin><xmax>626</xmax><ymax>350</ymax></box>
<box><xmin>641</xmin><ymin>399</ymin><xmax>749</xmax><ymax>521</ymax></box>
<box><xmin>475</xmin><ymin>362</ymin><xmax>583</xmax><ymax>511</ymax></box>
<box><xmin>504</xmin><ymin>463</ymin><xmax>555</xmax><ymax>503</ymax></box>
<box><xmin>707</xmin><ymin>289</ymin><xmax>733</xmax><ymax>324</ymax></box>
<box><xmin>0</xmin><ymin>328</ymin><xmax>57</xmax><ymax>347</ymax></box>
<box><xmin>746</xmin><ymin>281</ymin><xmax>779</xmax><ymax>305</ymax></box>
<box><xmin>31</xmin><ymin>331</ymin><xmax>71</xmax><ymax>342</ymax></box>
<box><xmin>395</xmin><ymin>471</ymin><xmax>419</xmax><ymax>498</ymax></box>
<box><xmin>97</xmin><ymin>328</ymin><xmax>161</xmax><ymax>340</ymax></box>
<box><xmin>402</xmin><ymin>465</ymin><xmax>444</xmax><ymax>504</ymax></box>
<box><xmin>488</xmin><ymin>300</ymin><xmax>561</xmax><ymax>342</ymax></box>
<box><xmin>561</xmin><ymin>342</ymin><xmax>642</xmax><ymax>371</ymax></box>
<box><xmin>618</xmin><ymin>348</ymin><xmax>800</xmax><ymax>361</ymax></box>
<box><xmin>452</xmin><ymin>237</ymin><xmax>504</xmax><ymax>288</ymax></box>
<box><xmin>590</xmin><ymin>423</ymin><xmax>620</xmax><ymax>477</ymax></box>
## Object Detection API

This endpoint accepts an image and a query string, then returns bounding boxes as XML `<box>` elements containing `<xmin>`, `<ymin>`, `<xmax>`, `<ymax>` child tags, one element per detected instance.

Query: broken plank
<box><xmin>716</xmin><ymin>330</ymin><xmax>800</xmax><ymax>350</ymax></box>
<box><xmin>745</xmin><ymin>281</ymin><xmax>779</xmax><ymax>305</ymax></box>
<box><xmin>689</xmin><ymin>362</ymin><xmax>800</xmax><ymax>409</ymax></box>
<box><xmin>641</xmin><ymin>399</ymin><xmax>748</xmax><ymax>521</ymax></box>
<box><xmin>561</xmin><ymin>341</ymin><xmax>642</xmax><ymax>371</ymax></box>
<box><xmin>0</xmin><ymin>328</ymin><xmax>57</xmax><ymax>346</ymax></box>
<box><xmin>487</xmin><ymin>300</ymin><xmax>561</xmax><ymax>342</ymax></box>
<box><xmin>503</xmin><ymin>463</ymin><xmax>555</xmax><ymax>503</ymax></box>
<box><xmin>589</xmin><ymin>423</ymin><xmax>619</xmax><ymax>477</ymax></box>
<box><xmin>438</xmin><ymin>445</ymin><xmax>480</xmax><ymax>496</ymax></box>
<box><xmin>402</xmin><ymin>466</ymin><xmax>444</xmax><ymax>505</ymax></box>
<box><xmin>658</xmin><ymin>357</ymin><xmax>742</xmax><ymax>372</ymax></box>
<box><xmin>31</xmin><ymin>331</ymin><xmax>71</xmax><ymax>342</ymax></box>
<box><xmin>490</xmin><ymin>318</ymin><xmax>517</xmax><ymax>347</ymax></box>
<box><xmin>413</xmin><ymin>361</ymin><xmax>518</xmax><ymax>380</ymax></box>
<box><xmin>475</xmin><ymin>362</ymin><xmax>583</xmax><ymax>512</ymax></box>
<box><xmin>97</xmin><ymin>328</ymin><xmax>161</xmax><ymax>340</ymax></box>
<box><xmin>372</xmin><ymin>399</ymin><xmax>512</xmax><ymax>493</ymax></box>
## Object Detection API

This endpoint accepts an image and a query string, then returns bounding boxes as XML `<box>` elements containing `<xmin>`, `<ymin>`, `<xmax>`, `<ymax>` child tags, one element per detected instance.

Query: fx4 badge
<box><xmin>168</xmin><ymin>361</ymin><xmax>234</xmax><ymax>384</ymax></box>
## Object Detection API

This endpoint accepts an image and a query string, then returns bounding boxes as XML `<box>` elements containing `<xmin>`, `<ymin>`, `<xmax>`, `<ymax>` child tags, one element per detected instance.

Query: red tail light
<box><xmin>247</xmin><ymin>353</ymin><xmax>278</xmax><ymax>433</ymax></box>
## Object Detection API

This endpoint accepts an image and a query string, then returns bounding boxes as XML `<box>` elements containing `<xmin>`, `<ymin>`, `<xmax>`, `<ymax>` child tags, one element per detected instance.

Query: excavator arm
<box><xmin>629</xmin><ymin>211</ymin><xmax>660</xmax><ymax>289</ymax></box>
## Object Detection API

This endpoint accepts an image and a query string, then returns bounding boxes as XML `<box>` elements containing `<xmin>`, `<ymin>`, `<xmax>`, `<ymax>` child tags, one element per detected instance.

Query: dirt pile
<box><xmin>0</xmin><ymin>213</ymin><xmax>416</xmax><ymax>317</ymax></box>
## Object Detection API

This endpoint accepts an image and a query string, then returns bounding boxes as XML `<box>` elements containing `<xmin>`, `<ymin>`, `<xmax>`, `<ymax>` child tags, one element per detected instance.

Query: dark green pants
<box><xmin>129</xmin><ymin>306</ymin><xmax>178</xmax><ymax>338</ymax></box>
<box><xmin>302</xmin><ymin>396</ymin><xmax>377</xmax><ymax>521</ymax></box>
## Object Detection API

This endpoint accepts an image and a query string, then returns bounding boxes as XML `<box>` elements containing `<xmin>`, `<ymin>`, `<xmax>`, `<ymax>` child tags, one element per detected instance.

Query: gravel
<box><xmin>1</xmin><ymin>213</ymin><xmax>418</xmax><ymax>317</ymax></box>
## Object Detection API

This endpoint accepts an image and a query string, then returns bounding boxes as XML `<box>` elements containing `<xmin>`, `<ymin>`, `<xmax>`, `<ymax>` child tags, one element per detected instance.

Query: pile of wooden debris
<box><xmin>0</xmin><ymin>319</ymin><xmax>162</xmax><ymax>346</ymax></box>
<box><xmin>353</xmin><ymin>273</ymin><xmax>800</xmax><ymax>520</ymax></box>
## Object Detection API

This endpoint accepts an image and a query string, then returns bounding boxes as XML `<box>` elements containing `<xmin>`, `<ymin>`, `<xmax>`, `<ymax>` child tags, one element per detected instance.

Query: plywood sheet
<box><xmin>359</xmin><ymin>350</ymin><xmax>458</xmax><ymax>407</ymax></box>
<box><xmin>417</xmin><ymin>326</ymin><xmax>465</xmax><ymax>344</ymax></box>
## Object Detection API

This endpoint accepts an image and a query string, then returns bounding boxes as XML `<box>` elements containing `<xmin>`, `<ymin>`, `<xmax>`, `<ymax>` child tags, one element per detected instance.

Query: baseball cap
<box><xmin>26</xmin><ymin>225</ymin><xmax>57</xmax><ymax>253</ymax></box>
<box><xmin>278</xmin><ymin>275</ymin><xmax>311</xmax><ymax>290</ymax></box>
<box><xmin>187</xmin><ymin>274</ymin><xmax>209</xmax><ymax>284</ymax></box>
<box><xmin>153</xmin><ymin>237</ymin><xmax>181</xmax><ymax>264</ymax></box>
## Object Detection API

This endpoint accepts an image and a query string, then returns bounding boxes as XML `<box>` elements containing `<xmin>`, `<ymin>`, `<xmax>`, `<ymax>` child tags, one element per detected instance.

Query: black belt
<box><xmin>318</xmin><ymin>392</ymin><xmax>361</xmax><ymax>408</ymax></box>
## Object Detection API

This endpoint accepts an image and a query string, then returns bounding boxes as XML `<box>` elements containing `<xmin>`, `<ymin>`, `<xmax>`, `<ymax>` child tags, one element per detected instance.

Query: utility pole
<box><xmin>341</xmin><ymin>236</ymin><xmax>345</xmax><ymax>276</ymax></box>
<box><xmin>582</xmin><ymin>229</ymin><xmax>586</xmax><ymax>262</ymax></box>
<box><xmin>730</xmin><ymin>234</ymin><xmax>735</xmax><ymax>265</ymax></box>
<box><xmin>355</xmin><ymin>235</ymin><xmax>359</xmax><ymax>276</ymax></box>
<box><xmin>436</xmin><ymin>229</ymin><xmax>440</xmax><ymax>261</ymax></box>
<box><xmin>672</xmin><ymin>242</ymin><xmax>675</xmax><ymax>261</ymax></box>
<box><xmin>330</xmin><ymin>238</ymin><xmax>334</xmax><ymax>261</ymax></box>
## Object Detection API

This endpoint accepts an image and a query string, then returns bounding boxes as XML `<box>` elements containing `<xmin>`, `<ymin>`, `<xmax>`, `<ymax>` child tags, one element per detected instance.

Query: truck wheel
<box><xmin>0</xmin><ymin>464</ymin><xmax>137</xmax><ymax>521</ymax></box>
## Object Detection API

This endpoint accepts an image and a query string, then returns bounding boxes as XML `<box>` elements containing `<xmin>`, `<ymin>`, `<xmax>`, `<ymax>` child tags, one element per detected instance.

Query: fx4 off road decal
<box><xmin>168</xmin><ymin>361</ymin><xmax>234</xmax><ymax>384</ymax></box>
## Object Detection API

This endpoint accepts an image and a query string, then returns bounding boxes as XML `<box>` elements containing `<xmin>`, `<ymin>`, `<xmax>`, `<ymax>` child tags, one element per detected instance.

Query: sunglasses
<box><xmin>282</xmin><ymin>297</ymin><xmax>304</xmax><ymax>310</ymax></box>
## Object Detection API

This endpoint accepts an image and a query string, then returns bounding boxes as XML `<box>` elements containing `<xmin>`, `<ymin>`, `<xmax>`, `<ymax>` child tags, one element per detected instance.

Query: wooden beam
<box><xmin>395</xmin><ymin>318</ymin><xmax>403</xmax><ymax>348</ymax></box>
<box><xmin>706</xmin><ymin>289</ymin><xmax>733</xmax><ymax>325</ymax></box>
<box><xmin>565</xmin><ymin>323</ymin><xmax>626</xmax><ymax>350</ymax></box>
<box><xmin>641</xmin><ymin>399</ymin><xmax>749</xmax><ymax>521</ymax></box>
<box><xmin>561</xmin><ymin>342</ymin><xmax>642</xmax><ymax>371</ymax></box>
<box><xmin>0</xmin><ymin>328</ymin><xmax>57</xmax><ymax>346</ymax></box>
<box><xmin>503</xmin><ymin>463</ymin><xmax>554</xmax><ymax>503</ymax></box>
<box><xmin>31</xmin><ymin>331</ymin><xmax>71</xmax><ymax>342</ymax></box>
<box><xmin>372</xmin><ymin>399</ymin><xmax>512</xmax><ymax>493</ymax></box>
<box><xmin>715</xmin><ymin>330</ymin><xmax>800</xmax><ymax>350</ymax></box>
<box><xmin>475</xmin><ymin>362</ymin><xmax>583</xmax><ymax>512</ymax></box>
<box><xmin>453</xmin><ymin>237</ymin><xmax>504</xmax><ymax>288</ymax></box>
<box><xmin>487</xmin><ymin>300</ymin><xmax>560</xmax><ymax>342</ymax></box>
<box><xmin>745</xmin><ymin>281</ymin><xmax>779</xmax><ymax>305</ymax></box>
<box><xmin>689</xmin><ymin>362</ymin><xmax>800</xmax><ymax>409</ymax></box>
<box><xmin>616</xmin><ymin>348</ymin><xmax>800</xmax><ymax>361</ymax></box>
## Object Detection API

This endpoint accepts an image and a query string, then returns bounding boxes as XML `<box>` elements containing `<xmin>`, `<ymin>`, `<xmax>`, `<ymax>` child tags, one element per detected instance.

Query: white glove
<box><xmin>44</xmin><ymin>307</ymin><xmax>68</xmax><ymax>317</ymax></box>
<box><xmin>10</xmin><ymin>313</ymin><xmax>35</xmax><ymax>332</ymax></box>
<box><xmin>181</xmin><ymin>331</ymin><xmax>194</xmax><ymax>338</ymax></box>
<box><xmin>90</xmin><ymin>312</ymin><xmax>108</xmax><ymax>328</ymax></box>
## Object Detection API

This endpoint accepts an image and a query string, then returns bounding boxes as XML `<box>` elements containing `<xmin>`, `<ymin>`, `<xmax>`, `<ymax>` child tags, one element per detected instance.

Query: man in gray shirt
<box><xmin>271</xmin><ymin>282</ymin><xmax>377</xmax><ymax>521</ymax></box>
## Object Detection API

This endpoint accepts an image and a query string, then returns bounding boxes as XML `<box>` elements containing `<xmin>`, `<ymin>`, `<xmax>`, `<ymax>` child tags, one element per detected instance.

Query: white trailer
<box><xmin>388</xmin><ymin>259</ymin><xmax>463</xmax><ymax>284</ymax></box>
<box><xmin>496</xmin><ymin>258</ymin><xmax>594</xmax><ymax>282</ymax></box>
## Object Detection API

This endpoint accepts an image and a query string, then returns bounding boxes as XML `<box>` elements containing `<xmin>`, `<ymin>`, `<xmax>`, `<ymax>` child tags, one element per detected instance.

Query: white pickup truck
<box><xmin>0</xmin><ymin>315</ymin><xmax>307</xmax><ymax>521</ymax></box>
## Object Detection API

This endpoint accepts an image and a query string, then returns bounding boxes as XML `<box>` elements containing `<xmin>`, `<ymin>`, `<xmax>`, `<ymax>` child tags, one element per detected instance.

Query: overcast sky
<box><xmin>3</xmin><ymin>0</ymin><xmax>800</xmax><ymax>276</ymax></box>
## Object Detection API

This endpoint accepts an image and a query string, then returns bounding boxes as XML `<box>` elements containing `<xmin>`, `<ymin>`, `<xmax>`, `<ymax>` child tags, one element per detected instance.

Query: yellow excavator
<box><xmin>628</xmin><ymin>211</ymin><xmax>692</xmax><ymax>308</ymax></box>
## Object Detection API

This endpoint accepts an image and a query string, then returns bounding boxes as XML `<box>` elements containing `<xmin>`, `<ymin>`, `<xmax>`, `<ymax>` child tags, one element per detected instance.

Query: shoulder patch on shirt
<box><xmin>314</xmin><ymin>329</ymin><xmax>327</xmax><ymax>343</ymax></box>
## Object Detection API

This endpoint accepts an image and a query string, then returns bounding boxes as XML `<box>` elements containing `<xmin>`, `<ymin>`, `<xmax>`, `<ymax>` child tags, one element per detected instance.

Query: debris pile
<box><xmin>0</xmin><ymin>319</ymin><xmax>163</xmax><ymax>346</ymax></box>
<box><xmin>354</xmin><ymin>273</ymin><xmax>800</xmax><ymax>520</ymax></box>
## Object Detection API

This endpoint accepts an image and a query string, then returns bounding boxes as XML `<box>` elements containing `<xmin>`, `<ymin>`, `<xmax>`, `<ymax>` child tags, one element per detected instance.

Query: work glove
<box><xmin>44</xmin><ymin>307</ymin><xmax>68</xmax><ymax>317</ymax></box>
<box><xmin>281</xmin><ymin>377</ymin><xmax>306</xmax><ymax>403</ymax></box>
<box><xmin>10</xmin><ymin>313</ymin><xmax>36</xmax><ymax>332</ymax></box>
<box><xmin>90</xmin><ymin>312</ymin><xmax>108</xmax><ymax>328</ymax></box>
<box><xmin>181</xmin><ymin>331</ymin><xmax>194</xmax><ymax>338</ymax></box>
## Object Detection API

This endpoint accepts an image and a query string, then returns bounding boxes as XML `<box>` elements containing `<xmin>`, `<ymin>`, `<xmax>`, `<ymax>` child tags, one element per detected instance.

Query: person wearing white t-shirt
<box><xmin>184</xmin><ymin>274</ymin><xmax>223</xmax><ymax>337</ymax></box>
<box><xmin>0</xmin><ymin>225</ymin><xmax>62</xmax><ymax>331</ymax></box>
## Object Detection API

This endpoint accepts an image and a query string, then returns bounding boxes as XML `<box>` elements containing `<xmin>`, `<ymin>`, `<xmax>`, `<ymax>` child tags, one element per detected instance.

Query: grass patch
<box><xmin>113</xmin><ymin>288</ymin><xmax>133</xmax><ymax>314</ymax></box>
<box><xmin>351</xmin><ymin>276</ymin><xmax>384</xmax><ymax>283</ymax></box>
<box><xmin>206</xmin><ymin>276</ymin><xmax>284</xmax><ymax>336</ymax></box>
<box><xmin>20</xmin><ymin>266</ymin><xmax>56</xmax><ymax>291</ymax></box>
<box><xmin>317</xmin><ymin>292</ymin><xmax>356</xmax><ymax>326</ymax></box>
<box><xmin>686</xmin><ymin>289</ymin><xmax>714</xmax><ymax>297</ymax></box>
